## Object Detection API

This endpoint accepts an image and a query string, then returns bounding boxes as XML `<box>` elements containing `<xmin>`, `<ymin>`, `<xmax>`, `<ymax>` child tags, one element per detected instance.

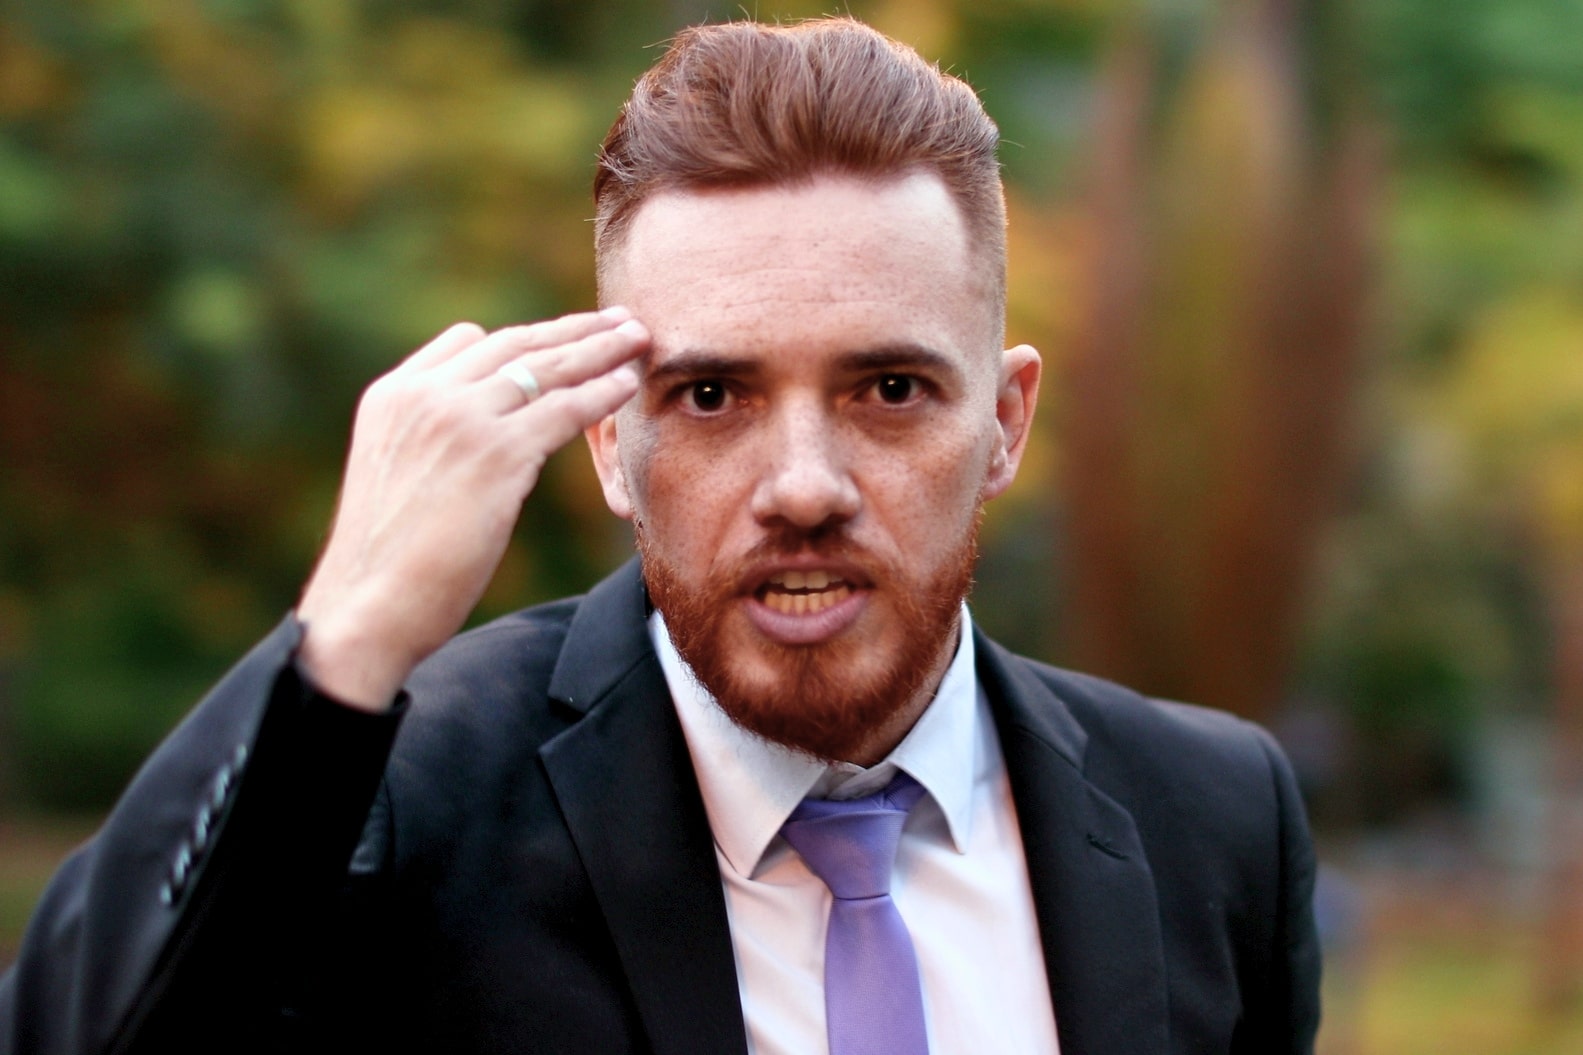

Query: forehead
<box><xmin>602</xmin><ymin>173</ymin><xmax>994</xmax><ymax>364</ymax></box>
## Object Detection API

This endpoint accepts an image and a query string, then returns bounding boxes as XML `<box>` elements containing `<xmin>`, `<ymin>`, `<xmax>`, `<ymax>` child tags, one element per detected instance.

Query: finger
<box><xmin>500</xmin><ymin>365</ymin><xmax>641</xmax><ymax>460</ymax></box>
<box><xmin>445</xmin><ymin>306</ymin><xmax>634</xmax><ymax>382</ymax></box>
<box><xmin>393</xmin><ymin>322</ymin><xmax>488</xmax><ymax>374</ymax></box>
<box><xmin>488</xmin><ymin>319</ymin><xmax>649</xmax><ymax>413</ymax></box>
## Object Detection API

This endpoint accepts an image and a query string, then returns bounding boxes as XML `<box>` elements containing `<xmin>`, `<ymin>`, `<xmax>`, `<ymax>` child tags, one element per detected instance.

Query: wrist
<box><xmin>294</xmin><ymin>603</ymin><xmax>414</xmax><ymax>713</ymax></box>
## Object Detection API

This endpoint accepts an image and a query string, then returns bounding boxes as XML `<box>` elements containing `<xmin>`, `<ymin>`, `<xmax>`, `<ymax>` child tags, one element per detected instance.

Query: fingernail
<box><xmin>615</xmin><ymin>318</ymin><xmax>648</xmax><ymax>339</ymax></box>
<box><xmin>600</xmin><ymin>305</ymin><xmax>632</xmax><ymax>322</ymax></box>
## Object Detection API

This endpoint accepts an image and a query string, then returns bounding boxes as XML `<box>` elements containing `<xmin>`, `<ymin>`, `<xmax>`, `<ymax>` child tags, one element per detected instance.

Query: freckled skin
<box><xmin>588</xmin><ymin>173</ymin><xmax>1040</xmax><ymax>763</ymax></box>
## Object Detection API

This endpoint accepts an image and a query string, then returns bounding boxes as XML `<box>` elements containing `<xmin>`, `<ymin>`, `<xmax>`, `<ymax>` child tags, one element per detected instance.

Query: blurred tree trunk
<box><xmin>0</xmin><ymin>659</ymin><xmax>11</xmax><ymax>818</ymax></box>
<box><xmin>1534</xmin><ymin>464</ymin><xmax>1583</xmax><ymax>1013</ymax></box>
<box><xmin>1539</xmin><ymin>556</ymin><xmax>1583</xmax><ymax>1011</ymax></box>
<box><xmin>1061</xmin><ymin>0</ymin><xmax>1377</xmax><ymax>721</ymax></box>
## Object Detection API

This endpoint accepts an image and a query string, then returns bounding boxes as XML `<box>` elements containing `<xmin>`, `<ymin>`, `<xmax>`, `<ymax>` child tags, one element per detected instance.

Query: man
<box><xmin>0</xmin><ymin>17</ymin><xmax>1320</xmax><ymax>1055</ymax></box>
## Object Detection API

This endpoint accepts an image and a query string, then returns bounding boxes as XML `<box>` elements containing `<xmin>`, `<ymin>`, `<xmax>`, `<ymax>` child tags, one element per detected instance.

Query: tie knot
<box><xmin>781</xmin><ymin>773</ymin><xmax>925</xmax><ymax>900</ymax></box>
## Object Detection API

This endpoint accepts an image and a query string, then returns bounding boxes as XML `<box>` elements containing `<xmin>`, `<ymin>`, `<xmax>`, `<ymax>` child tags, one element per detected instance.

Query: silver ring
<box><xmin>497</xmin><ymin>360</ymin><xmax>542</xmax><ymax>405</ymax></box>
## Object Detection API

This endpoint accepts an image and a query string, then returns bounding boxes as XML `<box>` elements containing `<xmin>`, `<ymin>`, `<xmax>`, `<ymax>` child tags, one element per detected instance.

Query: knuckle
<box><xmin>359</xmin><ymin>375</ymin><xmax>398</xmax><ymax>412</ymax></box>
<box><xmin>526</xmin><ymin>392</ymin><xmax>580</xmax><ymax>434</ymax></box>
<box><xmin>439</xmin><ymin>321</ymin><xmax>486</xmax><ymax>347</ymax></box>
<box><xmin>538</xmin><ymin>348</ymin><xmax>569</xmax><ymax>378</ymax></box>
<box><xmin>374</xmin><ymin>374</ymin><xmax>471</xmax><ymax>431</ymax></box>
<box><xmin>368</xmin><ymin>370</ymin><xmax>425</xmax><ymax>407</ymax></box>
<box><xmin>500</xmin><ymin>323</ymin><xmax>543</xmax><ymax>346</ymax></box>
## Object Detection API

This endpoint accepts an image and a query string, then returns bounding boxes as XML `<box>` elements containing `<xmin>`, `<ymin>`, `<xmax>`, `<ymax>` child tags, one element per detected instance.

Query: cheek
<box><xmin>869</xmin><ymin>438</ymin><xmax>987</xmax><ymax>547</ymax></box>
<box><xmin>629</xmin><ymin>441</ymin><xmax>749</xmax><ymax>565</ymax></box>
<box><xmin>911</xmin><ymin>418</ymin><xmax>996</xmax><ymax>500</ymax></box>
<box><xmin>613</xmin><ymin>411</ymin><xmax>659</xmax><ymax>510</ymax></box>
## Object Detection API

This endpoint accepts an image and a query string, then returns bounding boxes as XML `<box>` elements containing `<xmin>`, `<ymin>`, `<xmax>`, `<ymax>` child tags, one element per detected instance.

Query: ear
<box><xmin>981</xmin><ymin>344</ymin><xmax>1042</xmax><ymax>502</ymax></box>
<box><xmin>586</xmin><ymin>413</ymin><xmax>635</xmax><ymax>520</ymax></box>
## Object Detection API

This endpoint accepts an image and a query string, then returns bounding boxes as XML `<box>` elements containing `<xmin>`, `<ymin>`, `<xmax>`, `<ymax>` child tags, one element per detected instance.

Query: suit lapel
<box><xmin>533</xmin><ymin>565</ymin><xmax>1169</xmax><ymax>1055</ymax></box>
<box><xmin>539</xmin><ymin>562</ymin><xmax>747</xmax><ymax>1055</ymax></box>
<box><xmin>976</xmin><ymin>632</ymin><xmax>1170</xmax><ymax>1055</ymax></box>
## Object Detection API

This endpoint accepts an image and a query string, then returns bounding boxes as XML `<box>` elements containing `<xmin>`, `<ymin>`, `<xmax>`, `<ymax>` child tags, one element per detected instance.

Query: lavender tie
<box><xmin>781</xmin><ymin>773</ymin><xmax>930</xmax><ymax>1055</ymax></box>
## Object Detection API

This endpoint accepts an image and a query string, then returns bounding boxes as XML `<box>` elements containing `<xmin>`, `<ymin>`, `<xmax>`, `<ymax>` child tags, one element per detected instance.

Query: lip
<box><xmin>743</xmin><ymin>583</ymin><xmax>871</xmax><ymax>646</ymax></box>
<box><xmin>738</xmin><ymin>558</ymin><xmax>874</xmax><ymax>646</ymax></box>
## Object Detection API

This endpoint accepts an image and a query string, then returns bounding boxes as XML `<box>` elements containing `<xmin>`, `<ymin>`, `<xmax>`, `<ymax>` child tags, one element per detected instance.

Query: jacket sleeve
<box><xmin>1233</xmin><ymin>728</ymin><xmax>1323</xmax><ymax>1055</ymax></box>
<box><xmin>0</xmin><ymin>617</ymin><xmax>405</xmax><ymax>1055</ymax></box>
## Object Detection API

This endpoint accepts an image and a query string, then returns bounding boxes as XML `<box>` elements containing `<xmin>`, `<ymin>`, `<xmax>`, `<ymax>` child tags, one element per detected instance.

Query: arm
<box><xmin>1232</xmin><ymin>729</ymin><xmax>1323</xmax><ymax>1055</ymax></box>
<box><xmin>0</xmin><ymin>310</ymin><xmax>649</xmax><ymax>1054</ymax></box>
<box><xmin>2</xmin><ymin>623</ymin><xmax>402</xmax><ymax>1055</ymax></box>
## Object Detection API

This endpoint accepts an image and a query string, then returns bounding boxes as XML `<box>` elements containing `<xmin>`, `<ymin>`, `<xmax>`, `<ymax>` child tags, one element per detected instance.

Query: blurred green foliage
<box><xmin>1</xmin><ymin>0</ymin><xmax>1581</xmax><ymax>825</ymax></box>
<box><xmin>1324</xmin><ymin>0</ymin><xmax>1583</xmax><ymax>818</ymax></box>
<box><xmin>0</xmin><ymin>0</ymin><xmax>1110</xmax><ymax>810</ymax></box>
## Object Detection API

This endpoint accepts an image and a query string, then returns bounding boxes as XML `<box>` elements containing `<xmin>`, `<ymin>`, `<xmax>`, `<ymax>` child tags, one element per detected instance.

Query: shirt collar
<box><xmin>654</xmin><ymin>607</ymin><xmax>980</xmax><ymax>879</ymax></box>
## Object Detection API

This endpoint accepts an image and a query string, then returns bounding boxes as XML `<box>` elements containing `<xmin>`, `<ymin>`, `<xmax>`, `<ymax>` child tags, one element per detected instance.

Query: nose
<box><xmin>748</xmin><ymin>400</ymin><xmax>861</xmax><ymax>532</ymax></box>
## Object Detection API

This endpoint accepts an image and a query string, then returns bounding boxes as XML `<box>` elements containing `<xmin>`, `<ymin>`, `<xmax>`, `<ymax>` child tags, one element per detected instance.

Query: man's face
<box><xmin>589</xmin><ymin>173</ymin><xmax>1039</xmax><ymax>764</ymax></box>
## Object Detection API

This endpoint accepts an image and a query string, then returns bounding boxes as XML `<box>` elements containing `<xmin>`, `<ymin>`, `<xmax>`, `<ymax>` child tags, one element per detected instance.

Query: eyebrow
<box><xmin>842</xmin><ymin>345</ymin><xmax>963</xmax><ymax>380</ymax></box>
<box><xmin>644</xmin><ymin>351</ymin><xmax>757</xmax><ymax>387</ymax></box>
<box><xmin>644</xmin><ymin>343</ymin><xmax>965</xmax><ymax>386</ymax></box>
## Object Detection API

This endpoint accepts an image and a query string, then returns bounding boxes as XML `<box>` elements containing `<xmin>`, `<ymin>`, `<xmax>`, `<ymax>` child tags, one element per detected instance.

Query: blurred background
<box><xmin>2</xmin><ymin>0</ymin><xmax>1582</xmax><ymax>1050</ymax></box>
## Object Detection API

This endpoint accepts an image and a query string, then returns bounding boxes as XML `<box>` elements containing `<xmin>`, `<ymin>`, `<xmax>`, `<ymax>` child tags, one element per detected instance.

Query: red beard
<box><xmin>638</xmin><ymin>517</ymin><xmax>979</xmax><ymax>763</ymax></box>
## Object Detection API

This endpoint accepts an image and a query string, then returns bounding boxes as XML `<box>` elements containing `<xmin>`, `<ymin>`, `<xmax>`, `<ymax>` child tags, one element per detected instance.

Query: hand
<box><xmin>295</xmin><ymin>308</ymin><xmax>648</xmax><ymax>710</ymax></box>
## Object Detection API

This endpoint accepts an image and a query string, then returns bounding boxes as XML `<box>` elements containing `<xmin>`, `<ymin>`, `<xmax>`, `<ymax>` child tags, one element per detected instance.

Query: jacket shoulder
<box><xmin>352</xmin><ymin>595</ymin><xmax>588</xmax><ymax>861</ymax></box>
<box><xmin>998</xmin><ymin>655</ymin><xmax>1321</xmax><ymax>1051</ymax></box>
<box><xmin>387</xmin><ymin>594</ymin><xmax>587</xmax><ymax>790</ymax></box>
<box><xmin>407</xmin><ymin>595</ymin><xmax>582</xmax><ymax>700</ymax></box>
<box><xmin>996</xmin><ymin>651</ymin><xmax>1298</xmax><ymax>828</ymax></box>
<box><xmin>1027</xmin><ymin>654</ymin><xmax>1277</xmax><ymax>752</ymax></box>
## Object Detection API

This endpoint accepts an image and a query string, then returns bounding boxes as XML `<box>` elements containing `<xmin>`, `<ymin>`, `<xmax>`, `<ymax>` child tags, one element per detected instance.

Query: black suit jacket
<box><xmin>1</xmin><ymin>560</ymin><xmax>1320</xmax><ymax>1054</ymax></box>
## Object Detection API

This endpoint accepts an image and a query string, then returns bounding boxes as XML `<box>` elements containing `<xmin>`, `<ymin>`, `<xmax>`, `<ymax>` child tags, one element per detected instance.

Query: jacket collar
<box><xmin>540</xmin><ymin>559</ymin><xmax>748</xmax><ymax>1055</ymax></box>
<box><xmin>976</xmin><ymin>629</ymin><xmax>1170</xmax><ymax>1055</ymax></box>
<box><xmin>546</xmin><ymin>557</ymin><xmax>654</xmax><ymax>713</ymax></box>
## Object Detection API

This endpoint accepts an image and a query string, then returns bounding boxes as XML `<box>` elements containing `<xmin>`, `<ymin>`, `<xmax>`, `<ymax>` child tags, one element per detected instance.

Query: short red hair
<box><xmin>594</xmin><ymin>17</ymin><xmax>1006</xmax><ymax>318</ymax></box>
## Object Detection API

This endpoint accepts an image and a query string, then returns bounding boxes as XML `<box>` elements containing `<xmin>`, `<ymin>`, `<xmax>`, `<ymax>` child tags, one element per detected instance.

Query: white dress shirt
<box><xmin>653</xmin><ymin>608</ymin><xmax>1061</xmax><ymax>1055</ymax></box>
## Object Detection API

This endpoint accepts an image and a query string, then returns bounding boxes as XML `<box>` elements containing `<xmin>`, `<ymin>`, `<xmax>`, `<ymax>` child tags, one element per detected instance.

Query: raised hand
<box><xmin>295</xmin><ymin>307</ymin><xmax>649</xmax><ymax>710</ymax></box>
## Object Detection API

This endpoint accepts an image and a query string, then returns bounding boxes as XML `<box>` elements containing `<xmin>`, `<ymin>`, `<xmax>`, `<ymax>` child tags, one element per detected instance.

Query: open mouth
<box><xmin>759</xmin><ymin>569</ymin><xmax>854</xmax><ymax>615</ymax></box>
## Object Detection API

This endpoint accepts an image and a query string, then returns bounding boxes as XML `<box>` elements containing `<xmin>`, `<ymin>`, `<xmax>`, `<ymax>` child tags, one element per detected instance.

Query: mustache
<box><xmin>742</xmin><ymin>521</ymin><xmax>865</xmax><ymax>560</ymax></box>
<box><xmin>725</xmin><ymin>524</ymin><xmax>888</xmax><ymax>588</ymax></box>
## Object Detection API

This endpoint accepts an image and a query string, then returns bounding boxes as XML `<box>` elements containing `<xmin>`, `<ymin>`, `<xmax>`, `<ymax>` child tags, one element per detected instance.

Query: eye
<box><xmin>685</xmin><ymin>379</ymin><xmax>730</xmax><ymax>413</ymax></box>
<box><xmin>873</xmin><ymin>374</ymin><xmax>920</xmax><ymax>405</ymax></box>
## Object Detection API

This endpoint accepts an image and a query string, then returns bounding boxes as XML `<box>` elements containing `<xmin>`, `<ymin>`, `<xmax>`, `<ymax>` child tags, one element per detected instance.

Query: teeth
<box><xmin>763</xmin><ymin>583</ymin><xmax>852</xmax><ymax>615</ymax></box>
<box><xmin>768</xmin><ymin>569</ymin><xmax>836</xmax><ymax>591</ymax></box>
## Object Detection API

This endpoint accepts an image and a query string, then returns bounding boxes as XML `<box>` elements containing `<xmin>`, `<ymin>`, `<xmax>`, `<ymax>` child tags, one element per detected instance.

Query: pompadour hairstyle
<box><xmin>593</xmin><ymin>17</ymin><xmax>1006</xmax><ymax>313</ymax></box>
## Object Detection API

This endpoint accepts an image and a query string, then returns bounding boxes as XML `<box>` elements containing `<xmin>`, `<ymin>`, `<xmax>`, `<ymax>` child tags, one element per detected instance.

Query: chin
<box><xmin>648</xmin><ymin>571</ymin><xmax>972</xmax><ymax>764</ymax></box>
